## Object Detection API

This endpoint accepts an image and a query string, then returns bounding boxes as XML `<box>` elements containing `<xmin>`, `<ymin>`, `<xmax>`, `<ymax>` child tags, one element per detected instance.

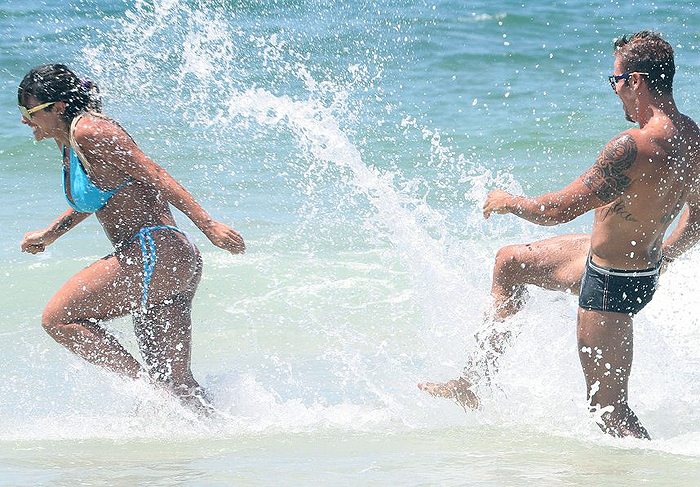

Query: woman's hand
<box><xmin>21</xmin><ymin>229</ymin><xmax>54</xmax><ymax>254</ymax></box>
<box><xmin>203</xmin><ymin>221</ymin><xmax>246</xmax><ymax>254</ymax></box>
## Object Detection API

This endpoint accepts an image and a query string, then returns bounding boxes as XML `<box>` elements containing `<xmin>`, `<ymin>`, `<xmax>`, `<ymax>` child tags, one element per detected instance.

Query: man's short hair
<box><xmin>614</xmin><ymin>30</ymin><xmax>675</xmax><ymax>95</ymax></box>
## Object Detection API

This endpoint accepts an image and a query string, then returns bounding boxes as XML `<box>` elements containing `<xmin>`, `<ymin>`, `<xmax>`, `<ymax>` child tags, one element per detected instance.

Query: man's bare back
<box><xmin>586</xmin><ymin>109</ymin><xmax>700</xmax><ymax>270</ymax></box>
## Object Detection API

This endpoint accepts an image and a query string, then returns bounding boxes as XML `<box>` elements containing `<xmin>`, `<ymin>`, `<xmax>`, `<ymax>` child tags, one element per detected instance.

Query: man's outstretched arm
<box><xmin>483</xmin><ymin>132</ymin><xmax>639</xmax><ymax>225</ymax></box>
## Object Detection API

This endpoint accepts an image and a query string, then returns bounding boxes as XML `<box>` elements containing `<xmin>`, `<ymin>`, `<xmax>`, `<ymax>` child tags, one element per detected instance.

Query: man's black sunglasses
<box><xmin>609</xmin><ymin>72</ymin><xmax>649</xmax><ymax>91</ymax></box>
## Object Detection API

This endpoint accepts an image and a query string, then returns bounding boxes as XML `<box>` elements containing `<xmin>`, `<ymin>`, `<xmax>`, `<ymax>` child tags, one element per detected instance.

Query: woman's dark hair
<box><xmin>18</xmin><ymin>64</ymin><xmax>102</xmax><ymax>123</ymax></box>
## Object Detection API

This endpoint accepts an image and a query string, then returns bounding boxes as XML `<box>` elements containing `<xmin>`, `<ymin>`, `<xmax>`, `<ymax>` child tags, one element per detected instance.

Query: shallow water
<box><xmin>2</xmin><ymin>0</ymin><xmax>700</xmax><ymax>485</ymax></box>
<box><xmin>5</xmin><ymin>428</ymin><xmax>700</xmax><ymax>486</ymax></box>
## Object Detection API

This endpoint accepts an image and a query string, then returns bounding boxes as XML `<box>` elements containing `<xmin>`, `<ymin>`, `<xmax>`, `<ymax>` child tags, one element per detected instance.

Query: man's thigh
<box><xmin>517</xmin><ymin>233</ymin><xmax>590</xmax><ymax>294</ymax></box>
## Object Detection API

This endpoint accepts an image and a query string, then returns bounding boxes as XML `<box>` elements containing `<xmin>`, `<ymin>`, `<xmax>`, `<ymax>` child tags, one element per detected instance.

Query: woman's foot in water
<box><xmin>141</xmin><ymin>371</ymin><xmax>218</xmax><ymax>417</ymax></box>
<box><xmin>418</xmin><ymin>377</ymin><xmax>480</xmax><ymax>410</ymax></box>
<box><xmin>173</xmin><ymin>384</ymin><xmax>217</xmax><ymax>417</ymax></box>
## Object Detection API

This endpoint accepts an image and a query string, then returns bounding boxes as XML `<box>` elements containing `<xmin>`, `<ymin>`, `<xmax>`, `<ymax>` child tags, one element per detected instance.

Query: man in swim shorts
<box><xmin>421</xmin><ymin>31</ymin><xmax>700</xmax><ymax>439</ymax></box>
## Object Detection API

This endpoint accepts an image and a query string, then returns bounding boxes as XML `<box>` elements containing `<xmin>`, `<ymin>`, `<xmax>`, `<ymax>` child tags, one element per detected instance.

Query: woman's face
<box><xmin>20</xmin><ymin>95</ymin><xmax>64</xmax><ymax>142</ymax></box>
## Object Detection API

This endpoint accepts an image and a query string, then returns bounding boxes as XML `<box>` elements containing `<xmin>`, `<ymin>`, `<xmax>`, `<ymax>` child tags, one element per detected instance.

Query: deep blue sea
<box><xmin>2</xmin><ymin>1</ymin><xmax>700</xmax><ymax>485</ymax></box>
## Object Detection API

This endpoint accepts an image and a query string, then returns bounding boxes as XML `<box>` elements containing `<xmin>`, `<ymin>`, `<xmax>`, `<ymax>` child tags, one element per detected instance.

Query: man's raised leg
<box><xmin>419</xmin><ymin>233</ymin><xmax>590</xmax><ymax>409</ymax></box>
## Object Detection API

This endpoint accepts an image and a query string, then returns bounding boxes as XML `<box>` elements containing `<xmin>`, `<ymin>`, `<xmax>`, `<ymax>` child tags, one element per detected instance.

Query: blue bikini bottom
<box><xmin>130</xmin><ymin>225</ymin><xmax>191</xmax><ymax>312</ymax></box>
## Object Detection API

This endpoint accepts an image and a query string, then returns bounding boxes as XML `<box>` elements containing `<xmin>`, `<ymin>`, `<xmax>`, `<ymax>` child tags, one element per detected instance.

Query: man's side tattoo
<box><xmin>600</xmin><ymin>199</ymin><xmax>637</xmax><ymax>222</ymax></box>
<box><xmin>583</xmin><ymin>134</ymin><xmax>637</xmax><ymax>203</ymax></box>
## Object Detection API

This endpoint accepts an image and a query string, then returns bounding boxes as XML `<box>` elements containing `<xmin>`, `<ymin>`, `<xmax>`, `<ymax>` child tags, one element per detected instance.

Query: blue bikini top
<box><xmin>62</xmin><ymin>114</ymin><xmax>132</xmax><ymax>213</ymax></box>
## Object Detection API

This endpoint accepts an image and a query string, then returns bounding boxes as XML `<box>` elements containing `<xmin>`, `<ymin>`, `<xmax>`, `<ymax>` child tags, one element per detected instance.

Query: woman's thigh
<box><xmin>44</xmin><ymin>228</ymin><xmax>201</xmax><ymax>324</ymax></box>
<box><xmin>42</xmin><ymin>253</ymin><xmax>142</xmax><ymax>324</ymax></box>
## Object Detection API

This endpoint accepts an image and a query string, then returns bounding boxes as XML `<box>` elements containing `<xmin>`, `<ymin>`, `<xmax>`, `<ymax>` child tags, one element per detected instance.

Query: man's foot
<box><xmin>418</xmin><ymin>377</ymin><xmax>480</xmax><ymax>410</ymax></box>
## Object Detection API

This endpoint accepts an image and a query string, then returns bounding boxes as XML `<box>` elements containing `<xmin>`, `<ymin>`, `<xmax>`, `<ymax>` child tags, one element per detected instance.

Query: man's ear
<box><xmin>632</xmin><ymin>73</ymin><xmax>644</xmax><ymax>90</ymax></box>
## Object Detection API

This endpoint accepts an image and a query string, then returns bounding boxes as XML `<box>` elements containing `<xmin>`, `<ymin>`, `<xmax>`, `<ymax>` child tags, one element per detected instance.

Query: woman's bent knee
<box><xmin>41</xmin><ymin>302</ymin><xmax>65</xmax><ymax>338</ymax></box>
<box><xmin>41</xmin><ymin>297</ymin><xmax>85</xmax><ymax>340</ymax></box>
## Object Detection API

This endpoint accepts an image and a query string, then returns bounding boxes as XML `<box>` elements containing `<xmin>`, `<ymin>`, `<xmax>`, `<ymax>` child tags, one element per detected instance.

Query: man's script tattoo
<box><xmin>600</xmin><ymin>200</ymin><xmax>637</xmax><ymax>222</ymax></box>
<box><xmin>583</xmin><ymin>134</ymin><xmax>637</xmax><ymax>203</ymax></box>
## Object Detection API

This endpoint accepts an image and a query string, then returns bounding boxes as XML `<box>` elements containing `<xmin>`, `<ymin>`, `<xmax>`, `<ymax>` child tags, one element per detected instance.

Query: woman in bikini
<box><xmin>18</xmin><ymin>64</ymin><xmax>245</xmax><ymax>411</ymax></box>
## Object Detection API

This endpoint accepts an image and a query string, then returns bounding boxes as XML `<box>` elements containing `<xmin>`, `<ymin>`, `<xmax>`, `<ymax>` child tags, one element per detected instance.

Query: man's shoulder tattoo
<box><xmin>583</xmin><ymin>133</ymin><xmax>638</xmax><ymax>203</ymax></box>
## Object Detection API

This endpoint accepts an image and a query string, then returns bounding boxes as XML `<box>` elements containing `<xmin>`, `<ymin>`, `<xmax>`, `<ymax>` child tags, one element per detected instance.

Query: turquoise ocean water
<box><xmin>2</xmin><ymin>0</ymin><xmax>700</xmax><ymax>485</ymax></box>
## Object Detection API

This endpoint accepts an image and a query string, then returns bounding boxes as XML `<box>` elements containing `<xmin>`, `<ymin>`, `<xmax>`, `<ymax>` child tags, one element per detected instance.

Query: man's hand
<box><xmin>203</xmin><ymin>221</ymin><xmax>246</xmax><ymax>255</ymax></box>
<box><xmin>483</xmin><ymin>189</ymin><xmax>515</xmax><ymax>219</ymax></box>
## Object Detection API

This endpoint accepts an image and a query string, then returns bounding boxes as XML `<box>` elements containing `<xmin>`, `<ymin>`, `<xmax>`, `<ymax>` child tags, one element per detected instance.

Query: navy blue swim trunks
<box><xmin>578</xmin><ymin>254</ymin><xmax>660</xmax><ymax>315</ymax></box>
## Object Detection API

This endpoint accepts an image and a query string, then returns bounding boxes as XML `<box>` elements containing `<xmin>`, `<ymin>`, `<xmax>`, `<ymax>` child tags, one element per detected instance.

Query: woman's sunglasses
<box><xmin>18</xmin><ymin>101</ymin><xmax>56</xmax><ymax>120</ymax></box>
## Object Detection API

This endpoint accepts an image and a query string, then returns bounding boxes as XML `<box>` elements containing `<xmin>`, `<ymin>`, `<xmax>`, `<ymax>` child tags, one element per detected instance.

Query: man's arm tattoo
<box><xmin>582</xmin><ymin>134</ymin><xmax>637</xmax><ymax>203</ymax></box>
